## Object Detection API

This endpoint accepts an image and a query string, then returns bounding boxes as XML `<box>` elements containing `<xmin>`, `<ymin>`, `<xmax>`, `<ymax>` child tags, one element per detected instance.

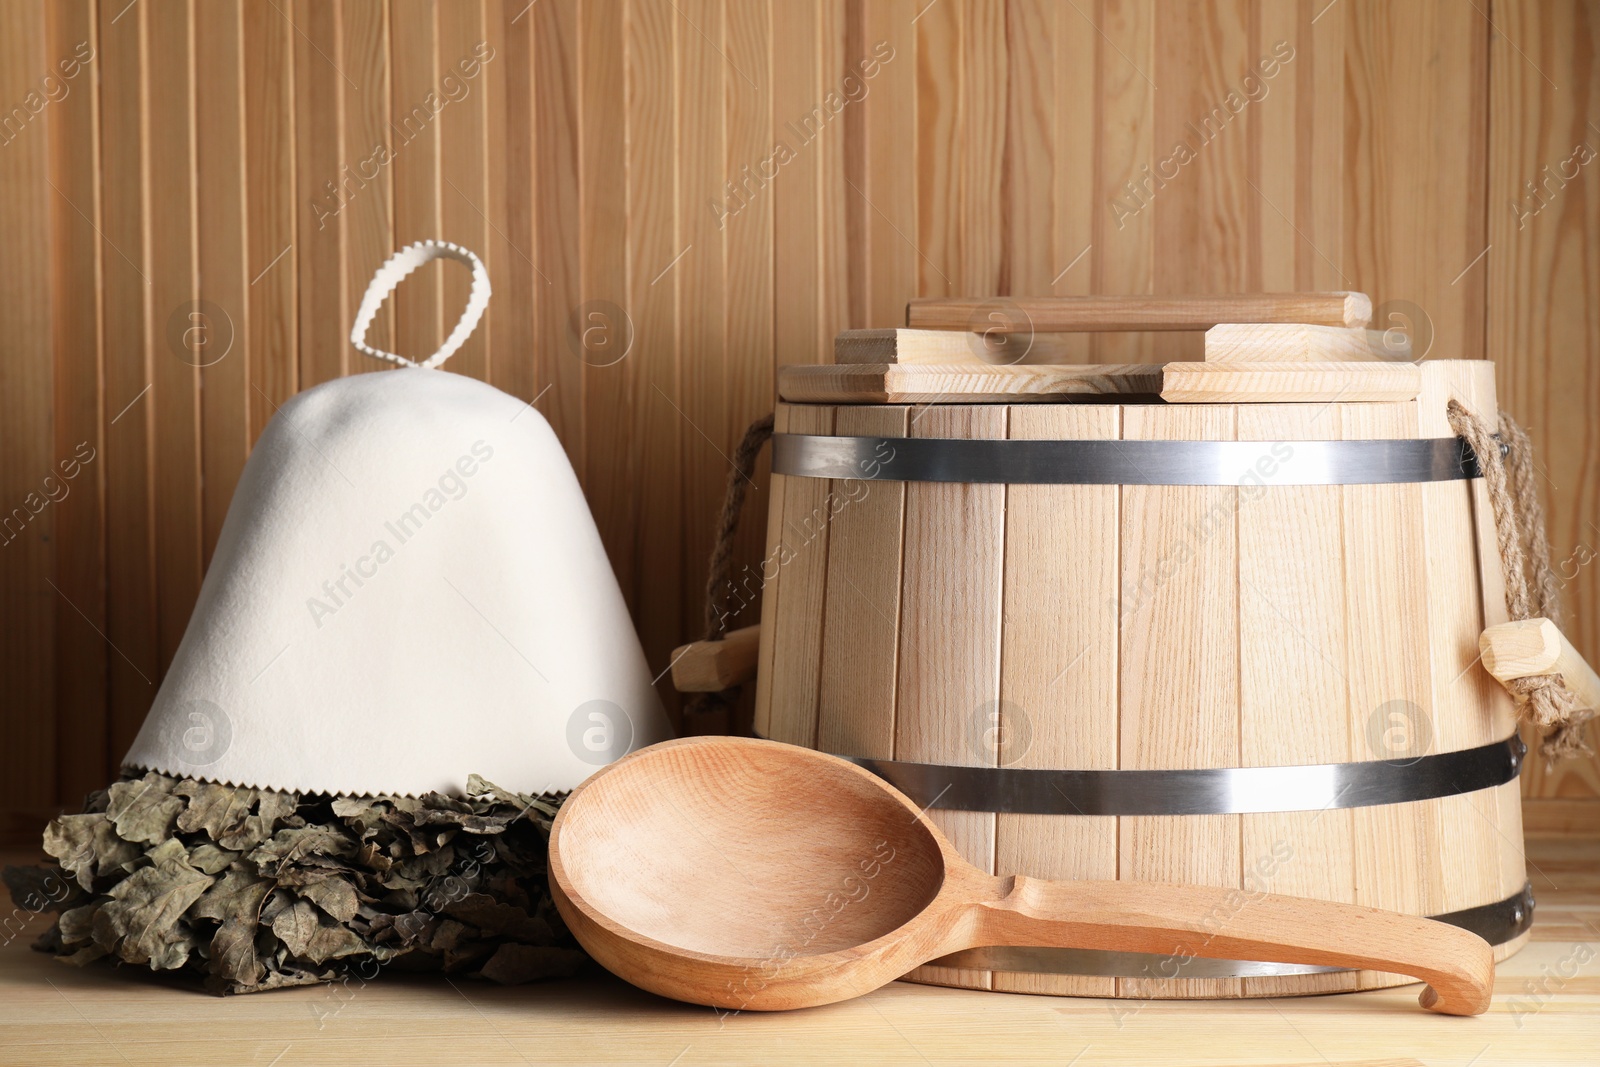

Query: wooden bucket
<box><xmin>752</xmin><ymin>358</ymin><xmax>1531</xmax><ymax>999</ymax></box>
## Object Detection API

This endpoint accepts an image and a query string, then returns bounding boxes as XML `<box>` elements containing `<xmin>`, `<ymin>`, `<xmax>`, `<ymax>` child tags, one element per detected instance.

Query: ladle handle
<box><xmin>974</xmin><ymin>877</ymin><xmax>1492</xmax><ymax>1016</ymax></box>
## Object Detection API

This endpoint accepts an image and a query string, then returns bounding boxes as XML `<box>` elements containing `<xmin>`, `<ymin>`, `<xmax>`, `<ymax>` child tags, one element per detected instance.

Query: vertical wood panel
<box><xmin>1152</xmin><ymin>0</ymin><xmax>1253</xmax><ymax>303</ymax></box>
<box><xmin>815</xmin><ymin>1</ymin><xmax>853</xmax><ymax>334</ymax></box>
<box><xmin>999</xmin><ymin>0</ymin><xmax>1052</xmax><ymax>299</ymax></box>
<box><xmin>860</xmin><ymin>0</ymin><xmax>917</xmax><ymax>329</ymax></box>
<box><xmin>195</xmin><ymin>0</ymin><xmax>249</xmax><ymax>566</ymax></box>
<box><xmin>1091</xmin><ymin>0</ymin><xmax>1155</xmax><ymax>363</ymax></box>
<box><xmin>1048</xmin><ymin>0</ymin><xmax>1094</xmax><ymax>361</ymax></box>
<box><xmin>676</xmin><ymin>0</ymin><xmax>726</xmax><ymax>681</ymax></box>
<box><xmin>722</xmin><ymin>0</ymin><xmax>774</xmax><ymax>666</ymax></box>
<box><xmin>47</xmin><ymin>0</ymin><xmax>109</xmax><ymax>799</ymax></box>
<box><xmin>437</xmin><ymin>0</ymin><xmax>488</xmax><ymax>380</ymax></box>
<box><xmin>484</xmin><ymin>0</ymin><xmax>537</xmax><ymax>404</ymax></box>
<box><xmin>390</xmin><ymin>0</ymin><xmax>441</xmax><ymax>365</ymax></box>
<box><xmin>625</xmin><ymin>0</ymin><xmax>682</xmax><ymax>710</ymax></box>
<box><xmin>98</xmin><ymin>0</ymin><xmax>159</xmax><ymax>763</ymax></box>
<box><xmin>958</xmin><ymin>0</ymin><xmax>1004</xmax><ymax>296</ymax></box>
<box><xmin>293</xmin><ymin>0</ymin><xmax>347</xmax><ymax>388</ymax></box>
<box><xmin>771</xmin><ymin>0</ymin><xmax>824</xmax><ymax>366</ymax></box>
<box><xmin>914</xmin><ymin>0</ymin><xmax>959</xmax><ymax>299</ymax></box>
<box><xmin>1343</xmin><ymin>0</ymin><xmax>1488</xmax><ymax>361</ymax></box>
<box><xmin>533</xmin><ymin>0</ymin><xmax>582</xmax><ymax>452</ymax></box>
<box><xmin>243</xmin><ymin>0</ymin><xmax>296</xmax><ymax>444</ymax></box>
<box><xmin>341</xmin><ymin>0</ymin><xmax>393</xmax><ymax>373</ymax></box>
<box><xmin>581</xmin><ymin>0</ymin><xmax>629</xmax><ymax>602</ymax></box>
<box><xmin>145</xmin><ymin>0</ymin><xmax>203</xmax><ymax>679</ymax></box>
<box><xmin>0</xmin><ymin>0</ymin><xmax>58</xmax><ymax>809</ymax></box>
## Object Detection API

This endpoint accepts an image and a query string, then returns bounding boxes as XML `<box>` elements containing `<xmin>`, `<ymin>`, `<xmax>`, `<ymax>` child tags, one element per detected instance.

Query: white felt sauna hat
<box><xmin>124</xmin><ymin>241</ymin><xmax>668</xmax><ymax>796</ymax></box>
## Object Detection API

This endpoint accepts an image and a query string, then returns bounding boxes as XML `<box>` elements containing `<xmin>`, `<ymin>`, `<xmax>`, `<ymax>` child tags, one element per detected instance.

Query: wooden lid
<box><xmin>778</xmin><ymin>293</ymin><xmax>1429</xmax><ymax>405</ymax></box>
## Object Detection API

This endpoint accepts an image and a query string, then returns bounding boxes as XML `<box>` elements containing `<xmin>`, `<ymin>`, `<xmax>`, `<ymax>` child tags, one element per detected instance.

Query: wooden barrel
<box><xmin>753</xmin><ymin>359</ymin><xmax>1530</xmax><ymax>999</ymax></box>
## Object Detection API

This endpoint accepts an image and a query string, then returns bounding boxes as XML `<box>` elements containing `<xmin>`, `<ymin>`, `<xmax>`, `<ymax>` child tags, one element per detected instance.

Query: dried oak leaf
<box><xmin>413</xmin><ymin>808</ymin><xmax>515</xmax><ymax>834</ymax></box>
<box><xmin>189</xmin><ymin>868</ymin><xmax>273</xmax><ymax>986</ymax></box>
<box><xmin>478</xmin><ymin>943</ymin><xmax>587</xmax><ymax>985</ymax></box>
<box><xmin>190</xmin><ymin>867</ymin><xmax>272</xmax><ymax>924</ymax></box>
<box><xmin>329</xmin><ymin>797</ymin><xmax>389</xmax><ymax>837</ymax></box>
<box><xmin>91</xmin><ymin>838</ymin><xmax>215</xmax><ymax>970</ymax></box>
<box><xmin>56</xmin><ymin>902</ymin><xmax>101</xmax><ymax>947</ymax></box>
<box><xmin>355</xmin><ymin>842</ymin><xmax>393</xmax><ymax>874</ymax></box>
<box><xmin>174</xmin><ymin>780</ymin><xmax>297</xmax><ymax>851</ymax></box>
<box><xmin>42</xmin><ymin>813</ymin><xmax>138</xmax><ymax>892</ymax></box>
<box><xmin>106</xmin><ymin>774</ymin><xmax>185</xmax><ymax>846</ymax></box>
<box><xmin>248</xmin><ymin>827</ymin><xmax>354</xmax><ymax>876</ymax></box>
<box><xmin>207</xmin><ymin>916</ymin><xmax>263</xmax><ymax>989</ymax></box>
<box><xmin>238</xmin><ymin>960</ymin><xmax>333</xmax><ymax>993</ymax></box>
<box><xmin>293</xmin><ymin>877</ymin><xmax>359</xmax><ymax>924</ymax></box>
<box><xmin>271</xmin><ymin>898</ymin><xmax>365</xmax><ymax>964</ymax></box>
<box><xmin>465</xmin><ymin>775</ymin><xmax>562</xmax><ymax>822</ymax></box>
<box><xmin>186</xmin><ymin>844</ymin><xmax>236</xmax><ymax>876</ymax></box>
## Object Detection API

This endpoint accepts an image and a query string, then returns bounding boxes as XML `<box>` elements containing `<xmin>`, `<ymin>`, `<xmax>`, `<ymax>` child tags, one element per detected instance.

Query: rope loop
<box><xmin>1449</xmin><ymin>399</ymin><xmax>1592</xmax><ymax>760</ymax></box>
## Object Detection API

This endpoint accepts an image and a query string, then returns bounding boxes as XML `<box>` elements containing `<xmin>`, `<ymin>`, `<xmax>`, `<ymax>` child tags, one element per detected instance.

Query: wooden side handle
<box><xmin>669</xmin><ymin>625</ymin><xmax>760</xmax><ymax>692</ymax></box>
<box><xmin>906</xmin><ymin>293</ymin><xmax>1371</xmax><ymax>333</ymax></box>
<box><xmin>1480</xmin><ymin>617</ymin><xmax>1600</xmax><ymax>712</ymax></box>
<box><xmin>975</xmin><ymin>877</ymin><xmax>1493</xmax><ymax>1016</ymax></box>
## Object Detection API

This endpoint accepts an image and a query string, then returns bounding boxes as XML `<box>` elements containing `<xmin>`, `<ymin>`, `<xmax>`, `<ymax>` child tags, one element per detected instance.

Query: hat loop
<box><xmin>349</xmin><ymin>240</ymin><xmax>492</xmax><ymax>369</ymax></box>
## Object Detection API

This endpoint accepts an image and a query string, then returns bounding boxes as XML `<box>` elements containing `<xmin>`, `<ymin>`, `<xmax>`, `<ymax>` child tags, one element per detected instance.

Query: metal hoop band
<box><xmin>932</xmin><ymin>883</ymin><xmax>1535</xmax><ymax>979</ymax></box>
<box><xmin>839</xmin><ymin>734</ymin><xmax>1523</xmax><ymax>816</ymax></box>
<box><xmin>771</xmin><ymin>434</ymin><xmax>1482</xmax><ymax>485</ymax></box>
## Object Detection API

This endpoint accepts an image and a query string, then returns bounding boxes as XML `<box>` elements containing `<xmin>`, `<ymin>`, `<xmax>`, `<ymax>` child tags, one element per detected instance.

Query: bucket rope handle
<box><xmin>679</xmin><ymin>414</ymin><xmax>774</xmax><ymax>721</ymax></box>
<box><xmin>1449</xmin><ymin>400</ymin><xmax>1593</xmax><ymax>761</ymax></box>
<box><xmin>350</xmin><ymin>240</ymin><xmax>492</xmax><ymax>369</ymax></box>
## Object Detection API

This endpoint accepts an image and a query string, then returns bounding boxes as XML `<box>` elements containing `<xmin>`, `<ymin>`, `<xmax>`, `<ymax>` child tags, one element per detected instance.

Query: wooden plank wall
<box><xmin>0</xmin><ymin>0</ymin><xmax>1596</xmax><ymax>839</ymax></box>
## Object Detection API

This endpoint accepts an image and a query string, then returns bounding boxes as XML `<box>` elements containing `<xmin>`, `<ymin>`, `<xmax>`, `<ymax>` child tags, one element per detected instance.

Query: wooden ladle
<box><xmin>548</xmin><ymin>737</ymin><xmax>1493</xmax><ymax>1016</ymax></box>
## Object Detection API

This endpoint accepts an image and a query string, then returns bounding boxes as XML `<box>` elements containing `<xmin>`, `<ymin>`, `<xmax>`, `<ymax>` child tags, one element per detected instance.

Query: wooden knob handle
<box><xmin>1481</xmin><ymin>617</ymin><xmax>1600</xmax><ymax>712</ymax></box>
<box><xmin>669</xmin><ymin>625</ymin><xmax>761</xmax><ymax>692</ymax></box>
<box><xmin>972</xmin><ymin>877</ymin><xmax>1493</xmax><ymax>1016</ymax></box>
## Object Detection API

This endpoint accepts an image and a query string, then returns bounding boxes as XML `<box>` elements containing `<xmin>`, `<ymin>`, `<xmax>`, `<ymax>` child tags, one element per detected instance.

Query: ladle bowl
<box><xmin>548</xmin><ymin>737</ymin><xmax>1492</xmax><ymax>1015</ymax></box>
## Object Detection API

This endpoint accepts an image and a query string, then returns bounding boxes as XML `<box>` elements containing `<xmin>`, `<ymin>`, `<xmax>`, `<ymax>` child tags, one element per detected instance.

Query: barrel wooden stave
<box><xmin>1236</xmin><ymin>403</ymin><xmax>1360</xmax><ymax>997</ymax></box>
<box><xmin>991</xmin><ymin>405</ymin><xmax>1122</xmax><ymax>997</ymax></box>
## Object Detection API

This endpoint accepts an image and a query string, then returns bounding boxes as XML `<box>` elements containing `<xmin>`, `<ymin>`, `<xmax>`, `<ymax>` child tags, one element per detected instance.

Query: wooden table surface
<box><xmin>2</xmin><ymin>837</ymin><xmax>1596</xmax><ymax>1067</ymax></box>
